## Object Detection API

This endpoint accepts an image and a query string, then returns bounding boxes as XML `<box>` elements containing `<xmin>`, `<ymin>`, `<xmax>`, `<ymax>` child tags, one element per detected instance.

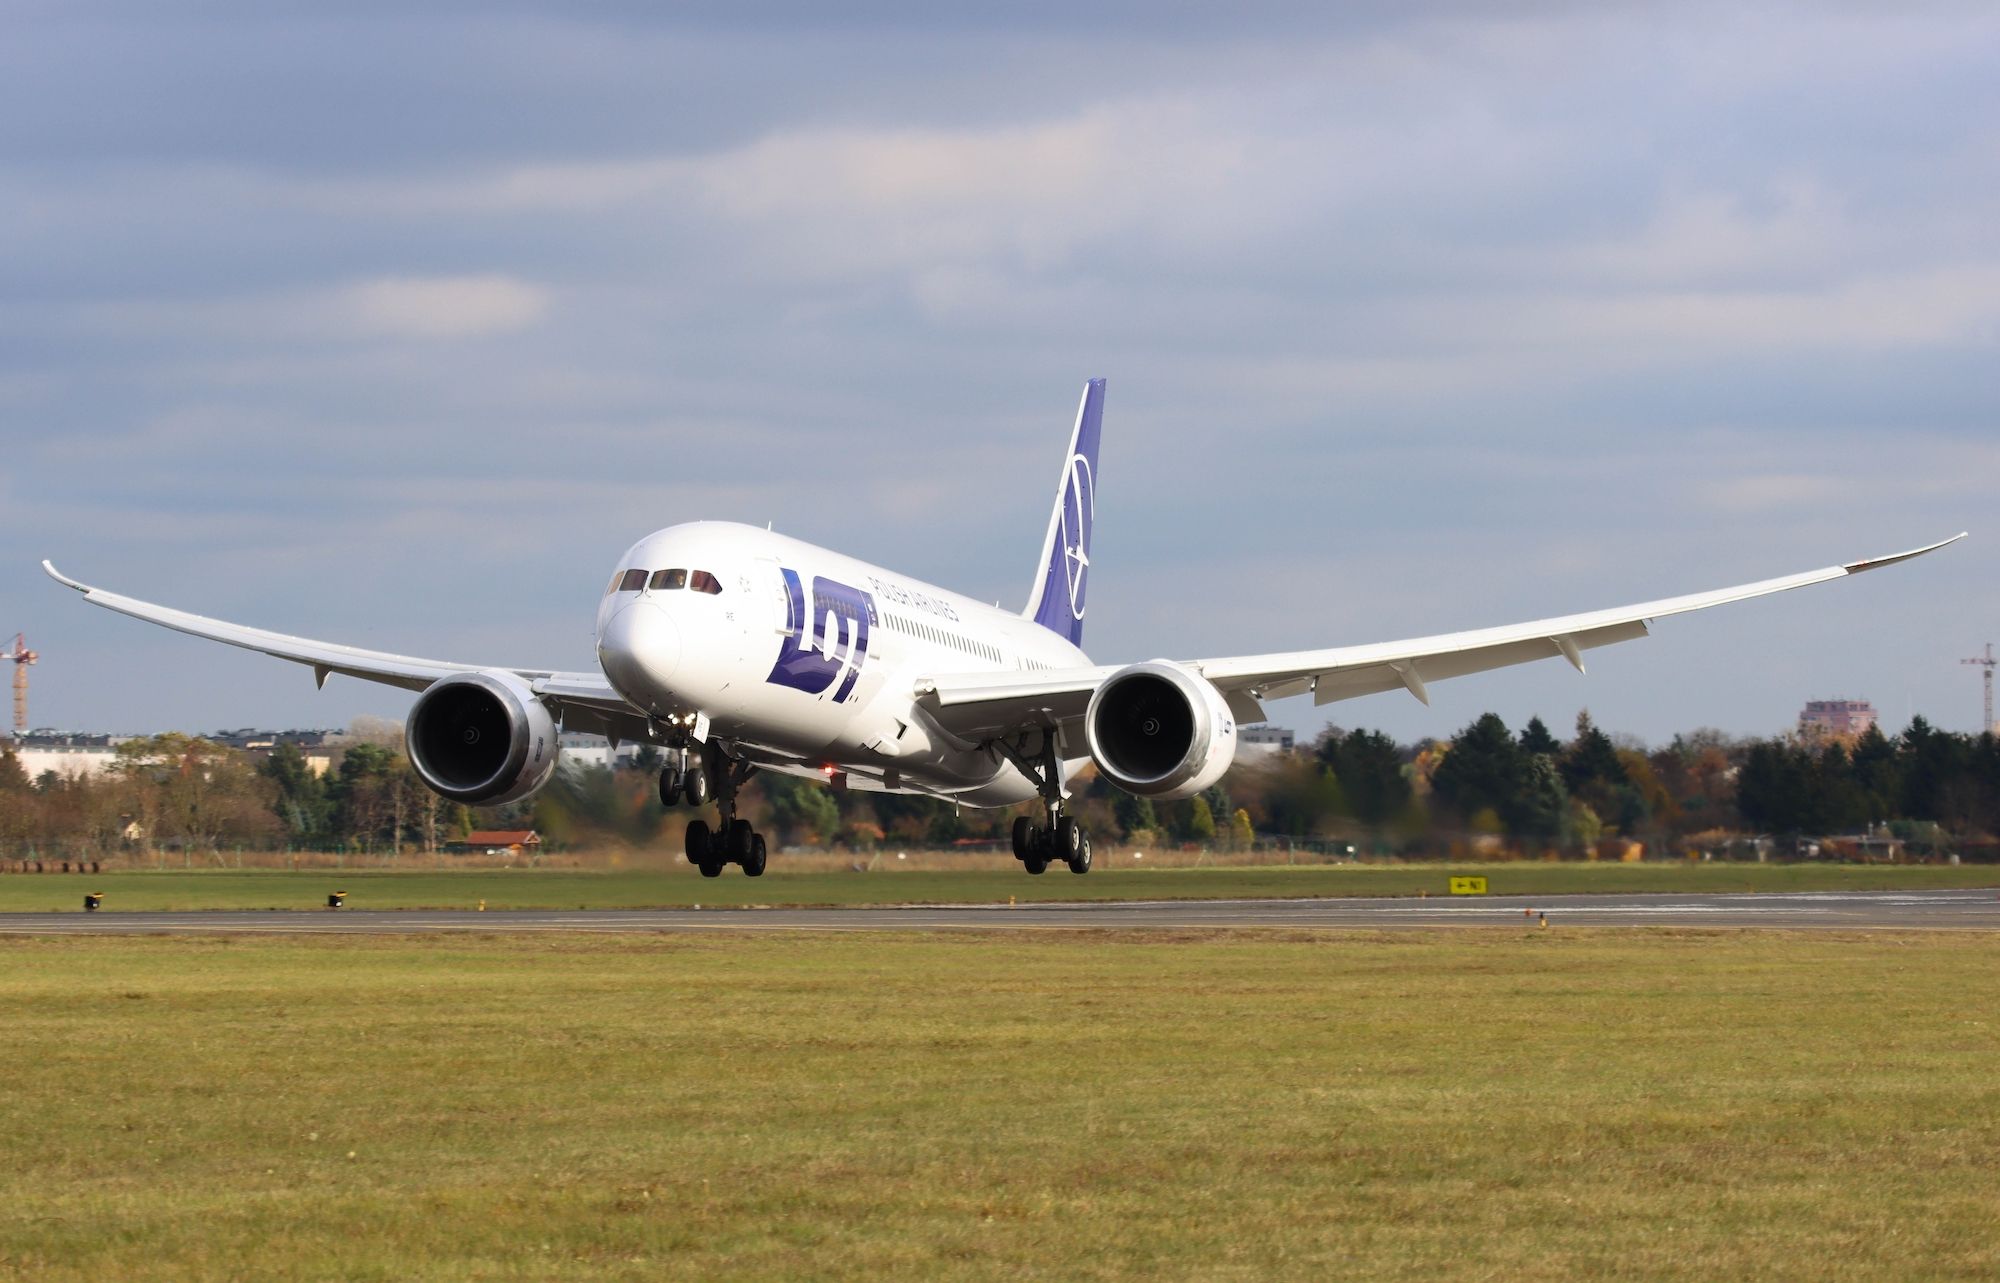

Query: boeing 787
<box><xmin>46</xmin><ymin>380</ymin><xmax>1964</xmax><ymax>876</ymax></box>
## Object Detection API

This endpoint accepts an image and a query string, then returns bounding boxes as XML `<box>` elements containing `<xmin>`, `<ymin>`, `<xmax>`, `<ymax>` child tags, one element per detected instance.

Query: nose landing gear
<box><xmin>671</xmin><ymin>742</ymin><xmax>770</xmax><ymax>877</ymax></box>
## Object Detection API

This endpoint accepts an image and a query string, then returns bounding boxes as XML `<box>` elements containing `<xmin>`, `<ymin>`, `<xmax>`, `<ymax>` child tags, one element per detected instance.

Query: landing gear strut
<box><xmin>998</xmin><ymin>731</ymin><xmax>1092</xmax><ymax>876</ymax></box>
<box><xmin>673</xmin><ymin>741</ymin><xmax>769</xmax><ymax>877</ymax></box>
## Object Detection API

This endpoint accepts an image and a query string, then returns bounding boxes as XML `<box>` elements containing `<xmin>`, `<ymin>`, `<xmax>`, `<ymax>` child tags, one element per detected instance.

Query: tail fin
<box><xmin>1022</xmin><ymin>378</ymin><xmax>1104</xmax><ymax>646</ymax></box>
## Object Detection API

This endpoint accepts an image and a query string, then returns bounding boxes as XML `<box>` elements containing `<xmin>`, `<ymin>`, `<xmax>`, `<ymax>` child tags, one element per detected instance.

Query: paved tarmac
<box><xmin>3</xmin><ymin>889</ymin><xmax>1998</xmax><ymax>935</ymax></box>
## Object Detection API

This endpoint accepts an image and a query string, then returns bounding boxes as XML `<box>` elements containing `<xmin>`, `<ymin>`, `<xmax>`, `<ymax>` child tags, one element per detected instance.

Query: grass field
<box><xmin>3</xmin><ymin>929</ymin><xmax>1998</xmax><ymax>1280</ymax></box>
<box><xmin>1</xmin><ymin>860</ymin><xmax>1998</xmax><ymax>913</ymax></box>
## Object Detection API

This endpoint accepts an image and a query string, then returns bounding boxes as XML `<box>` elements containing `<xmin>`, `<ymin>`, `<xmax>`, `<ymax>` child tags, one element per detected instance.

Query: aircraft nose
<box><xmin>596</xmin><ymin>598</ymin><xmax>682</xmax><ymax>708</ymax></box>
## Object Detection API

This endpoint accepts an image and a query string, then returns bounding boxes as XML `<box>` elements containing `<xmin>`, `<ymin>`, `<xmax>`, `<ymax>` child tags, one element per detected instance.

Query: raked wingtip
<box><xmin>42</xmin><ymin>560</ymin><xmax>88</xmax><ymax>592</ymax></box>
<box><xmin>1842</xmin><ymin>531</ymin><xmax>1968</xmax><ymax>576</ymax></box>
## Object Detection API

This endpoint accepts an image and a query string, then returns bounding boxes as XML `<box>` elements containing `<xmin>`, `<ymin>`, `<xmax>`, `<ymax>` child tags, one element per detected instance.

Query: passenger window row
<box><xmin>605</xmin><ymin>568</ymin><xmax>723</xmax><ymax>596</ymax></box>
<box><xmin>883</xmin><ymin>612</ymin><xmax>1002</xmax><ymax>665</ymax></box>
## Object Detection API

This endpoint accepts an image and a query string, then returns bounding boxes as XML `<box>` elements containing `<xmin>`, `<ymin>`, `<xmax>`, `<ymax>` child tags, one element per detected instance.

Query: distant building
<box><xmin>1239</xmin><ymin>725</ymin><xmax>1296</xmax><ymax>756</ymax></box>
<box><xmin>7</xmin><ymin>731</ymin><xmax>128</xmax><ymax>779</ymax></box>
<box><xmin>206</xmin><ymin>728</ymin><xmax>333</xmax><ymax>751</ymax></box>
<box><xmin>7</xmin><ymin>728</ymin><xmax>339</xmax><ymax>780</ymax></box>
<box><xmin>558</xmin><ymin>732</ymin><xmax>651</xmax><ymax>772</ymax></box>
<box><xmin>1799</xmin><ymin>699</ymin><xmax>1877</xmax><ymax>739</ymax></box>
<box><xmin>205</xmin><ymin>729</ymin><xmax>338</xmax><ymax>777</ymax></box>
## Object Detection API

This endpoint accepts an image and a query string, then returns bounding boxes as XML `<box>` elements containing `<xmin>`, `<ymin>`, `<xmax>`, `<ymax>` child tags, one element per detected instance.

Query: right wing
<box><xmin>916</xmin><ymin>532</ymin><xmax>1968</xmax><ymax>742</ymax></box>
<box><xmin>42</xmin><ymin>561</ymin><xmax>649</xmax><ymax>741</ymax></box>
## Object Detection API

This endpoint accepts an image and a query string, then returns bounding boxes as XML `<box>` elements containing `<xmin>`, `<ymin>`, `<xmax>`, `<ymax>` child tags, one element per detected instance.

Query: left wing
<box><xmin>917</xmin><ymin>533</ymin><xmax>1967</xmax><ymax>742</ymax></box>
<box><xmin>41</xmin><ymin>561</ymin><xmax>646</xmax><ymax>740</ymax></box>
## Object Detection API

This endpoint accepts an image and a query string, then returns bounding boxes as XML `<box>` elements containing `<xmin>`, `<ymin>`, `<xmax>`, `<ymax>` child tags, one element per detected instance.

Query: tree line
<box><xmin>2</xmin><ymin>713</ymin><xmax>1995</xmax><ymax>861</ymax></box>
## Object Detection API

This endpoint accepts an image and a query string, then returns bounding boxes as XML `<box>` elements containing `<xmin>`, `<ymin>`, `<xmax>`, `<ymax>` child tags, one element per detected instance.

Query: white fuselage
<box><xmin>593</xmin><ymin>521</ymin><xmax>1090</xmax><ymax>805</ymax></box>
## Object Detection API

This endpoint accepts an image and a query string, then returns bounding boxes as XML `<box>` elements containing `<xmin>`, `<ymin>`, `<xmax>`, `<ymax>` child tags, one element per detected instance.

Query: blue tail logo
<box><xmin>1024</xmin><ymin>379</ymin><xmax>1103</xmax><ymax>647</ymax></box>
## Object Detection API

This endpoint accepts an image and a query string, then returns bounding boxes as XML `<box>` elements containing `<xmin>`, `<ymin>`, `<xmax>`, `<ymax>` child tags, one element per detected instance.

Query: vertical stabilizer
<box><xmin>1022</xmin><ymin>379</ymin><xmax>1104</xmax><ymax>646</ymax></box>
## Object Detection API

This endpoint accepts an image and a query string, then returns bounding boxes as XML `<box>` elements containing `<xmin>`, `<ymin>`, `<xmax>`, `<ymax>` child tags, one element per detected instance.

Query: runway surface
<box><xmin>3</xmin><ymin>889</ymin><xmax>1999</xmax><ymax>935</ymax></box>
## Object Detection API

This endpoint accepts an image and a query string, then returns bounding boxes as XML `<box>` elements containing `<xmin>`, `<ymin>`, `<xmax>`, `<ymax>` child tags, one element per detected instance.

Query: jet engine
<box><xmin>1083</xmin><ymin>660</ymin><xmax>1238</xmax><ymax>800</ymax></box>
<box><xmin>405</xmin><ymin>670</ymin><xmax>559</xmax><ymax>806</ymax></box>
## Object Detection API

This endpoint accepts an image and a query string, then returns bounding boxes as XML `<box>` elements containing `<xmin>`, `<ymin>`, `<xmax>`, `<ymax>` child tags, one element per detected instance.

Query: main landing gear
<box><xmin>999</xmin><ymin>732</ymin><xmax>1092</xmax><ymax>876</ymax></box>
<box><xmin>663</xmin><ymin>742</ymin><xmax>768</xmax><ymax>878</ymax></box>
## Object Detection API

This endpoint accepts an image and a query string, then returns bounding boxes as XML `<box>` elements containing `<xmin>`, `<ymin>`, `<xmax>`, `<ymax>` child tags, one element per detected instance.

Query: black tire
<box><xmin>683</xmin><ymin>767</ymin><xmax>710</xmax><ymax>807</ymax></box>
<box><xmin>1023</xmin><ymin>857</ymin><xmax>1048</xmax><ymax>875</ymax></box>
<box><xmin>1067</xmin><ymin>828</ymin><xmax>1092</xmax><ymax>875</ymax></box>
<box><xmin>1055</xmin><ymin>816</ymin><xmax>1082</xmax><ymax>863</ymax></box>
<box><xmin>684</xmin><ymin>818</ymin><xmax>711</xmax><ymax>867</ymax></box>
<box><xmin>697</xmin><ymin>860</ymin><xmax>725</xmax><ymax>878</ymax></box>
<box><xmin>743</xmin><ymin>833</ymin><xmax>768</xmax><ymax>878</ymax></box>
<box><xmin>658</xmin><ymin>766</ymin><xmax>682</xmax><ymax>808</ymax></box>
<box><xmin>1011</xmin><ymin>815</ymin><xmax>1034</xmax><ymax>861</ymax></box>
<box><xmin>727</xmin><ymin>818</ymin><xmax>755</xmax><ymax>865</ymax></box>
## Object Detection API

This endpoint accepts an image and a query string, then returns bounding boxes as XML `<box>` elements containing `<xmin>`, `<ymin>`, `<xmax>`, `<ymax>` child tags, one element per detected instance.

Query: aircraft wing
<box><xmin>41</xmin><ymin>560</ymin><xmax>646</xmax><ymax>739</ymax></box>
<box><xmin>917</xmin><ymin>533</ymin><xmax>1966</xmax><ymax>740</ymax></box>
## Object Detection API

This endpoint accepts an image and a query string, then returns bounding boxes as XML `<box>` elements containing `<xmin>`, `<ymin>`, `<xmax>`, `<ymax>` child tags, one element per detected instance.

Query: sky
<box><xmin>1</xmin><ymin>1</ymin><xmax>1994</xmax><ymax>748</ymax></box>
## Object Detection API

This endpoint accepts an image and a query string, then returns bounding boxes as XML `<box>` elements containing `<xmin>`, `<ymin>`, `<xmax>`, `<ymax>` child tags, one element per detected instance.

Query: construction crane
<box><xmin>1966</xmin><ymin>643</ymin><xmax>1997</xmax><ymax>735</ymax></box>
<box><xmin>3</xmin><ymin>633</ymin><xmax>34</xmax><ymax>736</ymax></box>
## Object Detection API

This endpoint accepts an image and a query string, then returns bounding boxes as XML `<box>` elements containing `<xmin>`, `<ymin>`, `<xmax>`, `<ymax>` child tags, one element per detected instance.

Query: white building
<box><xmin>1238</xmin><ymin>725</ymin><xmax>1296</xmax><ymax>756</ymax></box>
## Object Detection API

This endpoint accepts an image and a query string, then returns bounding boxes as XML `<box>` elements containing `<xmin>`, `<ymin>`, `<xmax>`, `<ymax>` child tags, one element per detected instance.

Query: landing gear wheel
<box><xmin>726</xmin><ymin>819</ymin><xmax>755</xmax><ymax>866</ymax></box>
<box><xmin>1011</xmin><ymin>816</ymin><xmax>1035</xmax><ymax>861</ymax></box>
<box><xmin>658</xmin><ymin>766</ymin><xmax>683</xmax><ymax>808</ymax></box>
<box><xmin>1023</xmin><ymin>855</ymin><xmax>1048</xmax><ymax>875</ymax></box>
<box><xmin>743</xmin><ymin>833</ymin><xmax>768</xmax><ymax>878</ymax></box>
<box><xmin>1067</xmin><ymin>827</ymin><xmax>1092</xmax><ymax>875</ymax></box>
<box><xmin>697</xmin><ymin>859</ymin><xmax>725</xmax><ymax>878</ymax></box>
<box><xmin>683</xmin><ymin>818</ymin><xmax>711</xmax><ymax>867</ymax></box>
<box><xmin>683</xmin><ymin>767</ymin><xmax>710</xmax><ymax>808</ymax></box>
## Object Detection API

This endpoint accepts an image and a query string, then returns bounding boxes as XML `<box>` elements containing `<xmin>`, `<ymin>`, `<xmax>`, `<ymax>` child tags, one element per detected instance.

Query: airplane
<box><xmin>45</xmin><ymin>379</ymin><xmax>1965</xmax><ymax>877</ymax></box>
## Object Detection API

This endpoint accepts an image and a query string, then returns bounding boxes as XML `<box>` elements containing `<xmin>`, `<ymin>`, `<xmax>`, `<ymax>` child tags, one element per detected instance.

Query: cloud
<box><xmin>335</xmin><ymin>274</ymin><xmax>548</xmax><ymax>339</ymax></box>
<box><xmin>3</xmin><ymin>3</ymin><xmax>1996</xmax><ymax>740</ymax></box>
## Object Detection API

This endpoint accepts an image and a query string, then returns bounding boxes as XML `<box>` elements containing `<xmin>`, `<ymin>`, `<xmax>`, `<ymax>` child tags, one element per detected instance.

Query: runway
<box><xmin>3</xmin><ymin>889</ymin><xmax>1999</xmax><ymax>935</ymax></box>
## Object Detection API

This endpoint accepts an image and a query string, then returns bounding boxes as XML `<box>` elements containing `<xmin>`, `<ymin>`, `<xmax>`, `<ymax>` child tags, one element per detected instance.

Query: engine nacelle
<box><xmin>1083</xmin><ymin>659</ymin><xmax>1238</xmax><ymax>800</ymax></box>
<box><xmin>405</xmin><ymin>670</ymin><xmax>559</xmax><ymax>806</ymax></box>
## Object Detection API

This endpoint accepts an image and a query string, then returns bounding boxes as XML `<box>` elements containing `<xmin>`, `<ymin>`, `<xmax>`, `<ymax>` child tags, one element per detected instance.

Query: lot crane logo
<box><xmin>767</xmin><ymin>568</ymin><xmax>873</xmax><ymax>703</ymax></box>
<box><xmin>1060</xmin><ymin>451</ymin><xmax>1093</xmax><ymax>621</ymax></box>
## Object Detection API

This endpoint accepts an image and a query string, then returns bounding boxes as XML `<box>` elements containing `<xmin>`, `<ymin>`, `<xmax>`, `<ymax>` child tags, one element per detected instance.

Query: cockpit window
<box><xmin>649</xmin><ymin>568</ymin><xmax>688</xmax><ymax>591</ymax></box>
<box><xmin>689</xmin><ymin>570</ymin><xmax>722</xmax><ymax>594</ymax></box>
<box><xmin>616</xmin><ymin>568</ymin><xmax>648</xmax><ymax>592</ymax></box>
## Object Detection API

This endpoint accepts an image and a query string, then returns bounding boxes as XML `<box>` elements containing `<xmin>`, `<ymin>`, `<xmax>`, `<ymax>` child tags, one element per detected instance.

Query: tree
<box><xmin>1562</xmin><ymin>711</ymin><xmax>1629</xmax><ymax>804</ymax></box>
<box><xmin>1318</xmin><ymin>729</ymin><xmax>1410</xmax><ymax>826</ymax></box>
<box><xmin>1849</xmin><ymin>724</ymin><xmax>1902</xmax><ymax>821</ymax></box>
<box><xmin>764</xmin><ymin>774</ymin><xmax>840</xmax><ymax>846</ymax></box>
<box><xmin>1112</xmin><ymin>791</ymin><xmax>1157</xmax><ymax>840</ymax></box>
<box><xmin>1513</xmin><ymin>753</ymin><xmax>1569</xmax><ymax>843</ymax></box>
<box><xmin>1187</xmin><ymin>795</ymin><xmax>1217</xmax><ymax>843</ymax></box>
<box><xmin>1737</xmin><ymin>741</ymin><xmax>1816</xmax><ymax>835</ymax></box>
<box><xmin>1519</xmin><ymin>716</ymin><xmax>1561</xmax><ymax>758</ymax></box>
<box><xmin>113</xmin><ymin>734</ymin><xmax>279</xmax><ymax>861</ymax></box>
<box><xmin>329</xmin><ymin>744</ymin><xmax>404</xmax><ymax>850</ymax></box>
<box><xmin>261</xmin><ymin>743</ymin><xmax>329</xmax><ymax>844</ymax></box>
<box><xmin>1900</xmin><ymin>716</ymin><xmax>1971</xmax><ymax>824</ymax></box>
<box><xmin>1430</xmin><ymin>714</ymin><xmax>1527</xmax><ymax>831</ymax></box>
<box><xmin>0</xmin><ymin>750</ymin><xmax>30</xmax><ymax>855</ymax></box>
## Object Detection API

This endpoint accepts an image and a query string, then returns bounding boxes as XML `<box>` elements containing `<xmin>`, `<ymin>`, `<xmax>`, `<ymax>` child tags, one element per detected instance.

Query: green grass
<box><xmin>2</xmin><ymin>930</ymin><xmax>1997</xmax><ymax>1281</ymax></box>
<box><xmin>2</xmin><ymin>861</ymin><xmax>1998</xmax><ymax>913</ymax></box>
